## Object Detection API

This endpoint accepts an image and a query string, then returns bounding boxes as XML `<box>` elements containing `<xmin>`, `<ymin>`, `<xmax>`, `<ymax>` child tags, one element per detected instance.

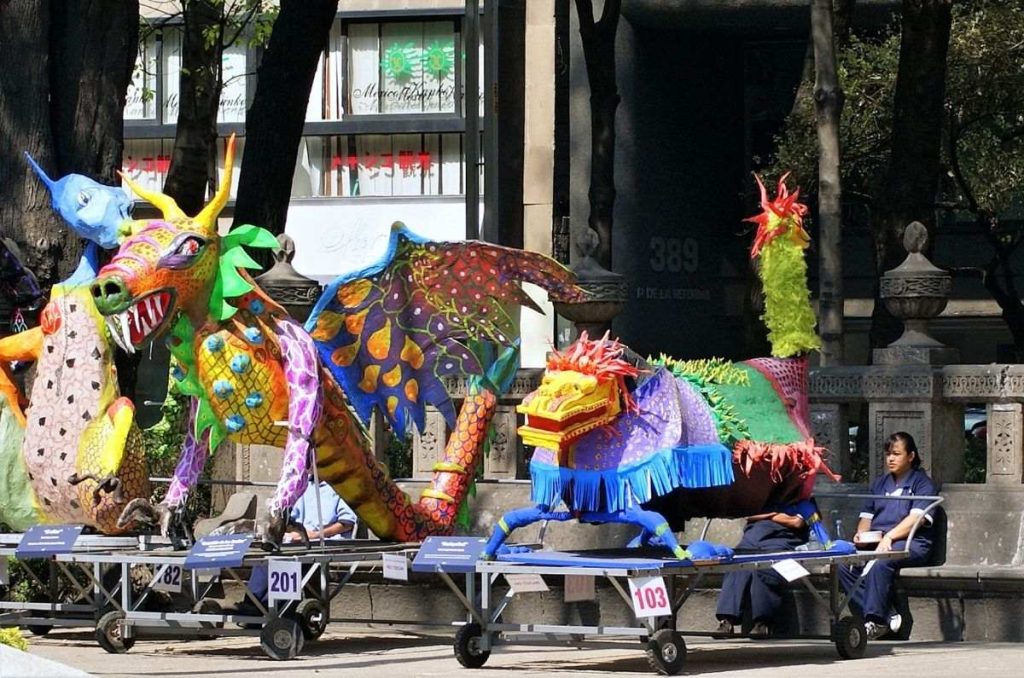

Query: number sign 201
<box><xmin>627</xmin><ymin>576</ymin><xmax>672</xmax><ymax>618</ymax></box>
<box><xmin>268</xmin><ymin>560</ymin><xmax>302</xmax><ymax>602</ymax></box>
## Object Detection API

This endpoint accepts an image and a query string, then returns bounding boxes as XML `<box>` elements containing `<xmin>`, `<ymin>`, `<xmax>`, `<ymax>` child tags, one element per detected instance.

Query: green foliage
<box><xmin>385</xmin><ymin>431</ymin><xmax>413</xmax><ymax>480</ymax></box>
<box><xmin>0</xmin><ymin>626</ymin><xmax>27</xmax><ymax>651</ymax></box>
<box><xmin>142</xmin><ymin>382</ymin><xmax>189</xmax><ymax>481</ymax></box>
<box><xmin>771</xmin><ymin>2</ymin><xmax>1024</xmax><ymax>221</ymax></box>
<box><xmin>964</xmin><ymin>432</ymin><xmax>987</xmax><ymax>483</ymax></box>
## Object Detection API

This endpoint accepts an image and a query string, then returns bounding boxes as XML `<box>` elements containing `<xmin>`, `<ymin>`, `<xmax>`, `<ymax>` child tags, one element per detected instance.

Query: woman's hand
<box><xmin>876</xmin><ymin>535</ymin><xmax>894</xmax><ymax>552</ymax></box>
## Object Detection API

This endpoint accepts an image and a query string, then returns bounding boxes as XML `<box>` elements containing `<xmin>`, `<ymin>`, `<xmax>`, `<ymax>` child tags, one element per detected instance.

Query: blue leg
<box><xmin>483</xmin><ymin>505</ymin><xmax>573</xmax><ymax>559</ymax></box>
<box><xmin>580</xmin><ymin>506</ymin><xmax>691</xmax><ymax>560</ymax></box>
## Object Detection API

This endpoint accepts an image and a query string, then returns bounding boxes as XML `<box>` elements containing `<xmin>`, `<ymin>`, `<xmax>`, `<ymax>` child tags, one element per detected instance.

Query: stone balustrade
<box><xmin>810</xmin><ymin>363</ymin><xmax>1024</xmax><ymax>485</ymax></box>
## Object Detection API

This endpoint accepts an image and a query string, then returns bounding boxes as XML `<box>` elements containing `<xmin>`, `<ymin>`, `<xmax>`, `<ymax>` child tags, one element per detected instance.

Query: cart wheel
<box><xmin>95</xmin><ymin>610</ymin><xmax>135</xmax><ymax>654</ymax></box>
<box><xmin>26</xmin><ymin>625</ymin><xmax>51</xmax><ymax>637</ymax></box>
<box><xmin>260</xmin><ymin>617</ymin><xmax>305</xmax><ymax>661</ymax></box>
<box><xmin>453</xmin><ymin>622</ymin><xmax>490</xmax><ymax>669</ymax></box>
<box><xmin>295</xmin><ymin>599</ymin><xmax>328</xmax><ymax>640</ymax></box>
<box><xmin>645</xmin><ymin>629</ymin><xmax>686</xmax><ymax>675</ymax></box>
<box><xmin>834</xmin><ymin>615</ymin><xmax>867</xmax><ymax>660</ymax></box>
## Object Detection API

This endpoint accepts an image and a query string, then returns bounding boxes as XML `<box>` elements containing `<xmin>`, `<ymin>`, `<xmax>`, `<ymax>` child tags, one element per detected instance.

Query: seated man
<box><xmin>713</xmin><ymin>504</ymin><xmax>809</xmax><ymax>638</ymax></box>
<box><xmin>246</xmin><ymin>476</ymin><xmax>356</xmax><ymax>605</ymax></box>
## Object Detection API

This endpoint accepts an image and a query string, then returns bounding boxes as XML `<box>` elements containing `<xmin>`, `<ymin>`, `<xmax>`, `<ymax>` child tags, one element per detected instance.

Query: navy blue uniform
<box><xmin>716</xmin><ymin>517</ymin><xmax>809</xmax><ymax>624</ymax></box>
<box><xmin>839</xmin><ymin>468</ymin><xmax>936</xmax><ymax>622</ymax></box>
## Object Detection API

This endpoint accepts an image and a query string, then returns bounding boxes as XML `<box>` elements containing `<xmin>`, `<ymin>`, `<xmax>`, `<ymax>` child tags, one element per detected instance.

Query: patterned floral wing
<box><xmin>307</xmin><ymin>224</ymin><xmax>584</xmax><ymax>434</ymax></box>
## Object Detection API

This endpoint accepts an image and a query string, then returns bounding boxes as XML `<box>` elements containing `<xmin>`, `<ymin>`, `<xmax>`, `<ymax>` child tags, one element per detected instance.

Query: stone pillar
<box><xmin>986</xmin><ymin>403</ymin><xmax>1023</xmax><ymax>483</ymax></box>
<box><xmin>810</xmin><ymin>402</ymin><xmax>850</xmax><ymax>478</ymax></box>
<box><xmin>412</xmin><ymin>407</ymin><xmax>449</xmax><ymax>478</ymax></box>
<box><xmin>867</xmin><ymin>223</ymin><xmax>963</xmax><ymax>484</ymax></box>
<box><xmin>867</xmin><ymin>384</ymin><xmax>964</xmax><ymax>483</ymax></box>
<box><xmin>483</xmin><ymin>404</ymin><xmax>519</xmax><ymax>479</ymax></box>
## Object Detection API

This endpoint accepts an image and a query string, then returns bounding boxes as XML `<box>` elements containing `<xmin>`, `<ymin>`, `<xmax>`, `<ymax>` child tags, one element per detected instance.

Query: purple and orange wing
<box><xmin>307</xmin><ymin>224</ymin><xmax>584</xmax><ymax>434</ymax></box>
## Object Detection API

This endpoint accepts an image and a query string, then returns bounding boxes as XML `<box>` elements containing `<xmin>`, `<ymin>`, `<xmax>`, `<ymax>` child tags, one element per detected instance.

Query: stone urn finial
<box><xmin>254</xmin><ymin>234</ymin><xmax>322</xmax><ymax>323</ymax></box>
<box><xmin>876</xmin><ymin>221</ymin><xmax>957</xmax><ymax>364</ymax></box>
<box><xmin>552</xmin><ymin>226</ymin><xmax>628</xmax><ymax>339</ymax></box>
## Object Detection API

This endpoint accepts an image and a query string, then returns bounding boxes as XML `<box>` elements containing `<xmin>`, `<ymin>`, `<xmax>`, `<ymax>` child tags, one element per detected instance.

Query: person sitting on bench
<box><xmin>245</xmin><ymin>475</ymin><xmax>356</xmax><ymax>606</ymax></box>
<box><xmin>713</xmin><ymin>503</ymin><xmax>809</xmax><ymax>638</ymax></box>
<box><xmin>839</xmin><ymin>431</ymin><xmax>936</xmax><ymax>641</ymax></box>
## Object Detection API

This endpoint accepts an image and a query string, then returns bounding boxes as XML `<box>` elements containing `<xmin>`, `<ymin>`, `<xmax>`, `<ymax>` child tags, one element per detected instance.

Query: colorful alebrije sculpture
<box><xmin>0</xmin><ymin>159</ymin><xmax>149</xmax><ymax>533</ymax></box>
<box><xmin>98</xmin><ymin>136</ymin><xmax>585</xmax><ymax>546</ymax></box>
<box><xmin>483</xmin><ymin>174</ymin><xmax>836</xmax><ymax>560</ymax></box>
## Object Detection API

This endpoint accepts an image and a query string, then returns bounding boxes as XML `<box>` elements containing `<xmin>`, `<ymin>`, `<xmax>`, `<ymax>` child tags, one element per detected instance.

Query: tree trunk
<box><xmin>869</xmin><ymin>0</ymin><xmax>952</xmax><ymax>351</ymax></box>
<box><xmin>232</xmin><ymin>0</ymin><xmax>338</xmax><ymax>246</ymax></box>
<box><xmin>574</xmin><ymin>0</ymin><xmax>621</xmax><ymax>271</ymax></box>
<box><xmin>0</xmin><ymin>1</ymin><xmax>62</xmax><ymax>287</ymax></box>
<box><xmin>0</xmin><ymin>1</ymin><xmax>137</xmax><ymax>290</ymax></box>
<box><xmin>812</xmin><ymin>0</ymin><xmax>845</xmax><ymax>366</ymax></box>
<box><xmin>162</xmin><ymin>0</ymin><xmax>224</xmax><ymax>216</ymax></box>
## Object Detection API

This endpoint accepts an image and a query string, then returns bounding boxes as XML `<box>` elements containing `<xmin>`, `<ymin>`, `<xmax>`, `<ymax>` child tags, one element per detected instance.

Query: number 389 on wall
<box><xmin>649</xmin><ymin>236</ymin><xmax>699</xmax><ymax>274</ymax></box>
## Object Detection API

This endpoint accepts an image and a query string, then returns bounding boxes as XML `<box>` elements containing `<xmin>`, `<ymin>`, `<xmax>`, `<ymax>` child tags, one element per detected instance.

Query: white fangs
<box><xmin>106</xmin><ymin>315</ymin><xmax>133</xmax><ymax>354</ymax></box>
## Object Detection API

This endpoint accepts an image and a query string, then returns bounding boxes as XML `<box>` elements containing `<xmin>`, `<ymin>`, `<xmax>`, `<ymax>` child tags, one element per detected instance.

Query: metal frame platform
<box><xmin>433</xmin><ymin>496</ymin><xmax>945</xmax><ymax>675</ymax></box>
<box><xmin>48</xmin><ymin>540</ymin><xmax>420</xmax><ymax>660</ymax></box>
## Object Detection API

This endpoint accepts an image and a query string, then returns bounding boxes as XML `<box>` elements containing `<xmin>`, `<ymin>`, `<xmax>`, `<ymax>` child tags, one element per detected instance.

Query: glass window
<box><xmin>342</xmin><ymin>20</ymin><xmax>458</xmax><ymax>117</ymax></box>
<box><xmin>159</xmin><ymin>27</ymin><xmax>249</xmax><ymax>125</ymax></box>
<box><xmin>122</xmin><ymin>138</ymin><xmax>244</xmax><ymax>200</ymax></box>
<box><xmin>126</xmin><ymin>32</ymin><xmax>158</xmax><ymax>121</ymax></box>
<box><xmin>290</xmin><ymin>134</ymin><xmax>468</xmax><ymax>198</ymax></box>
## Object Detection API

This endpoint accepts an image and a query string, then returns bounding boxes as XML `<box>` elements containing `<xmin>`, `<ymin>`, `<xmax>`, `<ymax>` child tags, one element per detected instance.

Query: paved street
<box><xmin>20</xmin><ymin>627</ymin><xmax>1024</xmax><ymax>677</ymax></box>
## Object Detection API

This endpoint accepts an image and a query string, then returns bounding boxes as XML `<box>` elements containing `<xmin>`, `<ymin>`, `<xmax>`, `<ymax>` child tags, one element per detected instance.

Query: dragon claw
<box><xmin>256</xmin><ymin>507</ymin><xmax>289</xmax><ymax>552</ymax></box>
<box><xmin>117</xmin><ymin>498</ymin><xmax>175</xmax><ymax>536</ymax></box>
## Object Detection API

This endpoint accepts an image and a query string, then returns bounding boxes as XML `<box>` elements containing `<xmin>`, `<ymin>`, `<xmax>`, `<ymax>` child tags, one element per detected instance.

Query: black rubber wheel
<box><xmin>26</xmin><ymin>625</ymin><xmax>51</xmax><ymax>637</ymax></box>
<box><xmin>260</xmin><ymin>617</ymin><xmax>305</xmax><ymax>661</ymax></box>
<box><xmin>95</xmin><ymin>610</ymin><xmax>135</xmax><ymax>654</ymax></box>
<box><xmin>834</xmin><ymin>615</ymin><xmax>867</xmax><ymax>660</ymax></box>
<box><xmin>453</xmin><ymin>622</ymin><xmax>490</xmax><ymax>669</ymax></box>
<box><xmin>295</xmin><ymin>599</ymin><xmax>328</xmax><ymax>640</ymax></box>
<box><xmin>645</xmin><ymin>628</ymin><xmax>686</xmax><ymax>675</ymax></box>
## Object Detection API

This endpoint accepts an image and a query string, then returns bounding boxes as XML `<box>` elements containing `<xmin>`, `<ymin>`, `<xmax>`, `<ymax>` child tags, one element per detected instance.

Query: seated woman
<box><xmin>713</xmin><ymin>504</ymin><xmax>809</xmax><ymax>638</ymax></box>
<box><xmin>246</xmin><ymin>475</ymin><xmax>357</xmax><ymax>606</ymax></box>
<box><xmin>840</xmin><ymin>431</ymin><xmax>936</xmax><ymax>640</ymax></box>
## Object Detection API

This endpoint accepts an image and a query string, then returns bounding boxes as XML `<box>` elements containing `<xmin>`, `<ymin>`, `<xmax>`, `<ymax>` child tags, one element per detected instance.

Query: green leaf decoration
<box><xmin>210</xmin><ymin>223</ymin><xmax>279</xmax><ymax>321</ymax></box>
<box><xmin>166</xmin><ymin>315</ymin><xmax>227</xmax><ymax>451</ymax></box>
<box><xmin>383</xmin><ymin>42</ymin><xmax>419</xmax><ymax>81</ymax></box>
<box><xmin>650</xmin><ymin>355</ymin><xmax>751</xmax><ymax>443</ymax></box>
<box><xmin>423</xmin><ymin>40</ymin><xmax>454</xmax><ymax>80</ymax></box>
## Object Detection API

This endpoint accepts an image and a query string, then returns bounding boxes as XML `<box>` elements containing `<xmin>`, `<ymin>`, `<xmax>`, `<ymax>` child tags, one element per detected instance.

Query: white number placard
<box><xmin>628</xmin><ymin>576</ymin><xmax>671</xmax><ymax>618</ymax></box>
<box><xmin>152</xmin><ymin>564</ymin><xmax>183</xmax><ymax>593</ymax></box>
<box><xmin>564</xmin><ymin>575</ymin><xmax>595</xmax><ymax>603</ymax></box>
<box><xmin>268</xmin><ymin>560</ymin><xmax>302</xmax><ymax>602</ymax></box>
<box><xmin>0</xmin><ymin>558</ymin><xmax>8</xmax><ymax>586</ymax></box>
<box><xmin>504</xmin><ymin>573</ymin><xmax>548</xmax><ymax>594</ymax></box>
<box><xmin>382</xmin><ymin>552</ymin><xmax>409</xmax><ymax>581</ymax></box>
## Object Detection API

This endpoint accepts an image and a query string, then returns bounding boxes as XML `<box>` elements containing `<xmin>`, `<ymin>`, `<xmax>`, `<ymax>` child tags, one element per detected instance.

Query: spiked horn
<box><xmin>194</xmin><ymin>134</ymin><xmax>237</xmax><ymax>231</ymax></box>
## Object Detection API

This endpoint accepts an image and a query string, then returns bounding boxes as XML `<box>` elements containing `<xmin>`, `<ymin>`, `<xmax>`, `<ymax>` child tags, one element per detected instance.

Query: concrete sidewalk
<box><xmin>19</xmin><ymin>627</ymin><xmax>1023</xmax><ymax>677</ymax></box>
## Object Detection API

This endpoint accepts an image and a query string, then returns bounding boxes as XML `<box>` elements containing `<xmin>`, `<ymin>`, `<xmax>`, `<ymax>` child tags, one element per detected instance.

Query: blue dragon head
<box><xmin>25</xmin><ymin>153</ymin><xmax>132</xmax><ymax>250</ymax></box>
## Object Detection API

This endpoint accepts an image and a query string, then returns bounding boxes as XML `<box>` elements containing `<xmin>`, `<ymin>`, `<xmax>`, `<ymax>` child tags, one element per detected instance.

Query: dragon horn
<box><xmin>24</xmin><ymin>153</ymin><xmax>56</xmax><ymax>191</ymax></box>
<box><xmin>119</xmin><ymin>172</ymin><xmax>187</xmax><ymax>222</ymax></box>
<box><xmin>194</xmin><ymin>133</ymin><xmax>236</xmax><ymax>231</ymax></box>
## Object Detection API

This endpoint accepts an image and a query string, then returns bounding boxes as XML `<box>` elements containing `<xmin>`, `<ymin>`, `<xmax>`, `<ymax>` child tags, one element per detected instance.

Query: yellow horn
<box><xmin>195</xmin><ymin>133</ymin><xmax>236</xmax><ymax>230</ymax></box>
<box><xmin>118</xmin><ymin>174</ymin><xmax>186</xmax><ymax>222</ymax></box>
